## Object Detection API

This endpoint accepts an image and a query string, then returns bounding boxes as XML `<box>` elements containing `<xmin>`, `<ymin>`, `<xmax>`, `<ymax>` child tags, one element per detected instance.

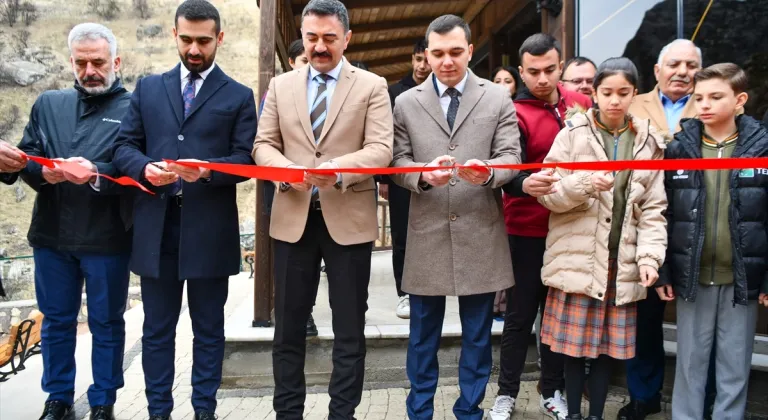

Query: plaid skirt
<box><xmin>541</xmin><ymin>259</ymin><xmax>637</xmax><ymax>360</ymax></box>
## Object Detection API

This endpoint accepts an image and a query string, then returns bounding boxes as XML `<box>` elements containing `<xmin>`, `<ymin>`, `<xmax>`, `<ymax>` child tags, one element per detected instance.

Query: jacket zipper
<box><xmin>710</xmin><ymin>145</ymin><xmax>724</xmax><ymax>285</ymax></box>
<box><xmin>613</xmin><ymin>129</ymin><xmax>619</xmax><ymax>177</ymax></box>
<box><xmin>547</xmin><ymin>105</ymin><xmax>564</xmax><ymax>128</ymax></box>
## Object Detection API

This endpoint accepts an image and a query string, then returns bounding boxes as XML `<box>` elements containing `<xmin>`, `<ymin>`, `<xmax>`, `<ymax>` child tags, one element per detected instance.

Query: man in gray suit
<box><xmin>391</xmin><ymin>14</ymin><xmax>522</xmax><ymax>420</ymax></box>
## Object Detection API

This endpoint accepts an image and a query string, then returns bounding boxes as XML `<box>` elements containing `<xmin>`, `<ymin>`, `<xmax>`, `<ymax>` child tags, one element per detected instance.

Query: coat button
<box><xmin>315</xmin><ymin>152</ymin><xmax>322</xmax><ymax>158</ymax></box>
<box><xmin>605</xmin><ymin>217</ymin><xmax>611</xmax><ymax>223</ymax></box>
<box><xmin>449</xmin><ymin>144</ymin><xmax>457</xmax><ymax>150</ymax></box>
<box><xmin>449</xmin><ymin>213</ymin><xmax>457</xmax><ymax>221</ymax></box>
<box><xmin>177</xmin><ymin>134</ymin><xmax>184</xmax><ymax>141</ymax></box>
<box><xmin>598</xmin><ymin>292</ymin><xmax>603</xmax><ymax>298</ymax></box>
<box><xmin>449</xmin><ymin>179</ymin><xmax>457</xmax><ymax>186</ymax></box>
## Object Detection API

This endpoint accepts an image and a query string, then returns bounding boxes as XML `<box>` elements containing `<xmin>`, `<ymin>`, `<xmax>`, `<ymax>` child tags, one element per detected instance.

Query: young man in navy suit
<box><xmin>112</xmin><ymin>1</ymin><xmax>256</xmax><ymax>419</ymax></box>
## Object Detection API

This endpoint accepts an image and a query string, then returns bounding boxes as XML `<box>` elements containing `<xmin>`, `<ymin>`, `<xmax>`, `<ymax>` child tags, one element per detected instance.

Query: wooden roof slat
<box><xmin>292</xmin><ymin>0</ymin><xmax>460</xmax><ymax>15</ymax></box>
<box><xmin>365</xmin><ymin>53</ymin><xmax>414</xmax><ymax>68</ymax></box>
<box><xmin>345</xmin><ymin>37</ymin><xmax>422</xmax><ymax>54</ymax></box>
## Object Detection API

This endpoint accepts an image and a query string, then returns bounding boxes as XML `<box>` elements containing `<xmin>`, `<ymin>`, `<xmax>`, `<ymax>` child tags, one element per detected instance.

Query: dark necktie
<box><xmin>445</xmin><ymin>87</ymin><xmax>461</xmax><ymax>131</ymax></box>
<box><xmin>310</xmin><ymin>74</ymin><xmax>331</xmax><ymax>142</ymax></box>
<box><xmin>171</xmin><ymin>72</ymin><xmax>199</xmax><ymax>196</ymax></box>
<box><xmin>183</xmin><ymin>71</ymin><xmax>200</xmax><ymax>119</ymax></box>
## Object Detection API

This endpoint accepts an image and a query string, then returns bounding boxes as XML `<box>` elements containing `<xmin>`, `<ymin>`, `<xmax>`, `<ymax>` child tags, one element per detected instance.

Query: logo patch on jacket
<box><xmin>673</xmin><ymin>169</ymin><xmax>689</xmax><ymax>180</ymax></box>
<box><xmin>739</xmin><ymin>168</ymin><xmax>755</xmax><ymax>178</ymax></box>
<box><xmin>102</xmin><ymin>118</ymin><xmax>121</xmax><ymax>124</ymax></box>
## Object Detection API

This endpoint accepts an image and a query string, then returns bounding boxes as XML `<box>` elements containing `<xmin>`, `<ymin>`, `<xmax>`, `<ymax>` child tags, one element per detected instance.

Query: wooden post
<box><xmin>253</xmin><ymin>0</ymin><xmax>276</xmax><ymax>327</ymax></box>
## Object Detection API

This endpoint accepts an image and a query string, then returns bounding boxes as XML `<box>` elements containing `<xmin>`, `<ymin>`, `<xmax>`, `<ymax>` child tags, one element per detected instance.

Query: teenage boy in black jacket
<box><xmin>658</xmin><ymin>63</ymin><xmax>768</xmax><ymax>420</ymax></box>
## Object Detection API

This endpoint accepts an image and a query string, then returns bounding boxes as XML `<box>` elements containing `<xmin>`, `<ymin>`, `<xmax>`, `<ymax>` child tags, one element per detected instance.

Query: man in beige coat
<box><xmin>391</xmin><ymin>14</ymin><xmax>522</xmax><ymax>419</ymax></box>
<box><xmin>252</xmin><ymin>0</ymin><xmax>393</xmax><ymax>418</ymax></box>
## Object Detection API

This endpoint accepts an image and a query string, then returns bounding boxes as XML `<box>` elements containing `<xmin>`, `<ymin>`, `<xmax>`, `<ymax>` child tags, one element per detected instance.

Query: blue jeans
<box><xmin>33</xmin><ymin>248</ymin><xmax>130</xmax><ymax>407</ymax></box>
<box><xmin>406</xmin><ymin>293</ymin><xmax>495</xmax><ymax>420</ymax></box>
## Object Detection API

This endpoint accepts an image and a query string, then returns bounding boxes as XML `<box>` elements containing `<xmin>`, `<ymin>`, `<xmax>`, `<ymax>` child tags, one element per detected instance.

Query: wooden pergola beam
<box><xmin>386</xmin><ymin>70</ymin><xmax>411</xmax><ymax>83</ymax></box>
<box><xmin>365</xmin><ymin>53</ymin><xmax>414</xmax><ymax>68</ymax></box>
<box><xmin>346</xmin><ymin>37</ymin><xmax>422</xmax><ymax>55</ymax></box>
<box><xmin>293</xmin><ymin>0</ymin><xmax>453</xmax><ymax>15</ymax></box>
<box><xmin>351</xmin><ymin>17</ymin><xmax>433</xmax><ymax>35</ymax></box>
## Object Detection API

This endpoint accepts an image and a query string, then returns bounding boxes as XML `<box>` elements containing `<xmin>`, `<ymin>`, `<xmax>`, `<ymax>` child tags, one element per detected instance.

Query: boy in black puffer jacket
<box><xmin>657</xmin><ymin>63</ymin><xmax>768</xmax><ymax>420</ymax></box>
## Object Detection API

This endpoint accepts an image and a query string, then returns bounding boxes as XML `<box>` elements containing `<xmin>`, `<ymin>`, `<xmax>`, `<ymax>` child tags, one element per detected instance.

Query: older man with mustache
<box><xmin>620</xmin><ymin>38</ymin><xmax>702</xmax><ymax>420</ymax></box>
<box><xmin>0</xmin><ymin>23</ymin><xmax>133</xmax><ymax>420</ymax></box>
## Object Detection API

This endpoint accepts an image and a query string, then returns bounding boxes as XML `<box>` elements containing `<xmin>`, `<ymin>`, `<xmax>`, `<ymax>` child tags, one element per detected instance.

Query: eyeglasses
<box><xmin>562</xmin><ymin>78</ymin><xmax>594</xmax><ymax>85</ymax></box>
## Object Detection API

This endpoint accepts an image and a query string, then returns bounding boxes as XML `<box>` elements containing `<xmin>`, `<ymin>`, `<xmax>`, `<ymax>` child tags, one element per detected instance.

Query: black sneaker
<box><xmin>39</xmin><ymin>401</ymin><xmax>75</xmax><ymax>420</ymax></box>
<box><xmin>616</xmin><ymin>399</ymin><xmax>661</xmax><ymax>420</ymax></box>
<box><xmin>306</xmin><ymin>314</ymin><xmax>318</xmax><ymax>337</ymax></box>
<box><xmin>195</xmin><ymin>411</ymin><xmax>217</xmax><ymax>420</ymax></box>
<box><xmin>89</xmin><ymin>405</ymin><xmax>115</xmax><ymax>420</ymax></box>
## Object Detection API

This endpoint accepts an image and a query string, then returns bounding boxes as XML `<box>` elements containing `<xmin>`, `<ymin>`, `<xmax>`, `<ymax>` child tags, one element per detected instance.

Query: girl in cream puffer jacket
<box><xmin>536</xmin><ymin>58</ymin><xmax>668</xmax><ymax>420</ymax></box>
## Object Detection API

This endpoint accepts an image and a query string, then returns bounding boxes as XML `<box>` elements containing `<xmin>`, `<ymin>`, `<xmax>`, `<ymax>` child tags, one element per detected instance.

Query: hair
<box><xmin>413</xmin><ymin>39</ymin><xmax>427</xmax><ymax>55</ymax></box>
<box><xmin>593</xmin><ymin>57</ymin><xmax>639</xmax><ymax>90</ymax></box>
<box><xmin>519</xmin><ymin>33</ymin><xmax>561</xmax><ymax>60</ymax></box>
<box><xmin>492</xmin><ymin>66</ymin><xmax>523</xmax><ymax>94</ymax></box>
<box><xmin>657</xmin><ymin>39</ymin><xmax>702</xmax><ymax>66</ymax></box>
<box><xmin>287</xmin><ymin>39</ymin><xmax>305</xmax><ymax>61</ymax></box>
<box><xmin>563</xmin><ymin>56</ymin><xmax>596</xmax><ymax>74</ymax></box>
<box><xmin>175</xmin><ymin>0</ymin><xmax>221</xmax><ymax>34</ymax></box>
<box><xmin>425</xmin><ymin>15</ymin><xmax>471</xmax><ymax>45</ymax></box>
<box><xmin>68</xmin><ymin>23</ymin><xmax>118</xmax><ymax>59</ymax></box>
<box><xmin>302</xmin><ymin>0</ymin><xmax>350</xmax><ymax>33</ymax></box>
<box><xmin>694</xmin><ymin>63</ymin><xmax>748</xmax><ymax>94</ymax></box>
<box><xmin>349</xmin><ymin>60</ymin><xmax>369</xmax><ymax>71</ymax></box>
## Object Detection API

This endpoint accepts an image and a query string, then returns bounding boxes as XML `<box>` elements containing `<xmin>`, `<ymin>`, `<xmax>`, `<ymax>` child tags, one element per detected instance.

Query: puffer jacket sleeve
<box><xmin>657</xmin><ymin>142</ymin><xmax>679</xmax><ymax>287</ymax></box>
<box><xmin>635</xmin><ymin>143</ymin><xmax>668</xmax><ymax>271</ymax></box>
<box><xmin>538</xmin><ymin>127</ymin><xmax>596</xmax><ymax>213</ymax></box>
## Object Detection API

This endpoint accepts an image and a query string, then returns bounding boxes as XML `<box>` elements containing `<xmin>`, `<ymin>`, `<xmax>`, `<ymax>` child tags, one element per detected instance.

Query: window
<box><xmin>578</xmin><ymin>0</ymin><xmax>675</xmax><ymax>92</ymax></box>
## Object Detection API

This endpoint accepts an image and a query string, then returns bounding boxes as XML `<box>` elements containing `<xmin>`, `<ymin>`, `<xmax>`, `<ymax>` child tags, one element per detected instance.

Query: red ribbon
<box><xmin>23</xmin><ymin>154</ymin><xmax>154</xmax><ymax>195</ymax></box>
<box><xmin>22</xmin><ymin>155</ymin><xmax>768</xmax><ymax>195</ymax></box>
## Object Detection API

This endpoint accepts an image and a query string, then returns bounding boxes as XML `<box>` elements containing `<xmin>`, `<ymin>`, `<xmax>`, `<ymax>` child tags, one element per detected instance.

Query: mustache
<box><xmin>81</xmin><ymin>75</ymin><xmax>105</xmax><ymax>84</ymax></box>
<box><xmin>312</xmin><ymin>51</ymin><xmax>331</xmax><ymax>58</ymax></box>
<box><xmin>670</xmin><ymin>76</ymin><xmax>691</xmax><ymax>83</ymax></box>
<box><xmin>186</xmin><ymin>54</ymin><xmax>204</xmax><ymax>61</ymax></box>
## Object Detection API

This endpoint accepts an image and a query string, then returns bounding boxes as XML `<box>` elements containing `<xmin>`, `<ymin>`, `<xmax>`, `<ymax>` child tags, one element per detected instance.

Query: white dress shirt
<box><xmin>434</xmin><ymin>71</ymin><xmax>469</xmax><ymax>117</ymax></box>
<box><xmin>180</xmin><ymin>62</ymin><xmax>216</xmax><ymax>95</ymax></box>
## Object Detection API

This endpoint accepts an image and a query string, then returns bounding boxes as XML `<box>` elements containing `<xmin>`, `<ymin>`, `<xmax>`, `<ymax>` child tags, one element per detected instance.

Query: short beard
<box><xmin>180</xmin><ymin>48</ymin><xmax>216</xmax><ymax>74</ymax></box>
<box><xmin>75</xmin><ymin>69</ymin><xmax>116</xmax><ymax>95</ymax></box>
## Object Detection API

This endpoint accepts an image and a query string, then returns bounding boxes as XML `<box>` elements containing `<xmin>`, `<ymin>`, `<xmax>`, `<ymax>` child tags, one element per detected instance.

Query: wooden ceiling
<box><xmin>290</xmin><ymin>0</ymin><xmax>490</xmax><ymax>83</ymax></box>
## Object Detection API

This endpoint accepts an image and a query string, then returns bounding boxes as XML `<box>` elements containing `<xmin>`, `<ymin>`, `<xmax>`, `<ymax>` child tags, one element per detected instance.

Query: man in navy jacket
<box><xmin>111</xmin><ymin>1</ymin><xmax>256</xmax><ymax>419</ymax></box>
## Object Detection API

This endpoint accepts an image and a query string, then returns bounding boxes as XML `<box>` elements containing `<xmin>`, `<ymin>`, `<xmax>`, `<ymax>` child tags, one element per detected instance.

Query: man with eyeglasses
<box><xmin>560</xmin><ymin>56</ymin><xmax>596</xmax><ymax>97</ymax></box>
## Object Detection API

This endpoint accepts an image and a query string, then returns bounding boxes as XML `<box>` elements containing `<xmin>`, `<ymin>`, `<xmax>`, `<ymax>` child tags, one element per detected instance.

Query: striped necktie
<box><xmin>310</xmin><ymin>74</ymin><xmax>332</xmax><ymax>199</ymax></box>
<box><xmin>310</xmin><ymin>74</ymin><xmax>331</xmax><ymax>142</ymax></box>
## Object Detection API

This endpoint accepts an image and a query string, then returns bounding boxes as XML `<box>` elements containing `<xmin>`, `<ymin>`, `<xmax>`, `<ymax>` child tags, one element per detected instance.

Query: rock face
<box><xmin>136</xmin><ymin>24</ymin><xmax>163</xmax><ymax>40</ymax></box>
<box><xmin>0</xmin><ymin>60</ymin><xmax>47</xmax><ymax>86</ymax></box>
<box><xmin>622</xmin><ymin>0</ymin><xmax>768</xmax><ymax>118</ymax></box>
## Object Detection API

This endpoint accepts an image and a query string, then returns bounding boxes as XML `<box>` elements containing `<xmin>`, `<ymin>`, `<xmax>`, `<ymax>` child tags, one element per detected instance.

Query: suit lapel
<box><xmin>450</xmin><ymin>72</ymin><xmax>485</xmax><ymax>137</ymax></box>
<box><xmin>163</xmin><ymin>64</ymin><xmax>184</xmax><ymax>125</ymax></box>
<box><xmin>414</xmin><ymin>79</ymin><xmax>451</xmax><ymax>136</ymax></box>
<box><xmin>643</xmin><ymin>87</ymin><xmax>669</xmax><ymax>134</ymax></box>
<box><xmin>184</xmin><ymin>65</ymin><xmax>228</xmax><ymax>122</ymax></box>
<box><xmin>318</xmin><ymin>62</ymin><xmax>356</xmax><ymax>143</ymax></box>
<box><xmin>293</xmin><ymin>65</ymin><xmax>315</xmax><ymax>147</ymax></box>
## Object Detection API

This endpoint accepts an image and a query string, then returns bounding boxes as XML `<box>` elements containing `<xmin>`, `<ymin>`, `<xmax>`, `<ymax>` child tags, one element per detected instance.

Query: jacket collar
<box><xmin>677</xmin><ymin>115</ymin><xmax>768</xmax><ymax>158</ymax></box>
<box><xmin>74</xmin><ymin>78</ymin><xmax>127</xmax><ymax>103</ymax></box>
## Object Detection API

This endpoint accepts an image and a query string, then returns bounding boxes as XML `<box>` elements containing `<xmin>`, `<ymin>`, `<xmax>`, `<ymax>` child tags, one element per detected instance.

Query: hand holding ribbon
<box><xmin>0</xmin><ymin>142</ymin><xmax>27</xmax><ymax>173</ymax></box>
<box><xmin>419</xmin><ymin>155</ymin><xmax>455</xmax><ymax>188</ymax></box>
<box><xmin>457</xmin><ymin>159</ymin><xmax>491</xmax><ymax>185</ymax></box>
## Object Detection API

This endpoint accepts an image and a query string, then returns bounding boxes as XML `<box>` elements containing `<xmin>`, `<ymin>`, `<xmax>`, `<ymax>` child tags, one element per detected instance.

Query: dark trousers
<box><xmin>388</xmin><ymin>181</ymin><xmax>410</xmax><ymax>297</ymax></box>
<box><xmin>625</xmin><ymin>288</ymin><xmax>666</xmax><ymax>403</ymax></box>
<box><xmin>272</xmin><ymin>209</ymin><xmax>372</xmax><ymax>419</ymax></box>
<box><xmin>141</xmin><ymin>202</ymin><xmax>229</xmax><ymax>416</ymax></box>
<box><xmin>406</xmin><ymin>293</ymin><xmax>495</xmax><ymax>420</ymax></box>
<box><xmin>33</xmin><ymin>247</ymin><xmax>130</xmax><ymax>407</ymax></box>
<box><xmin>498</xmin><ymin>235</ymin><xmax>564</xmax><ymax>399</ymax></box>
